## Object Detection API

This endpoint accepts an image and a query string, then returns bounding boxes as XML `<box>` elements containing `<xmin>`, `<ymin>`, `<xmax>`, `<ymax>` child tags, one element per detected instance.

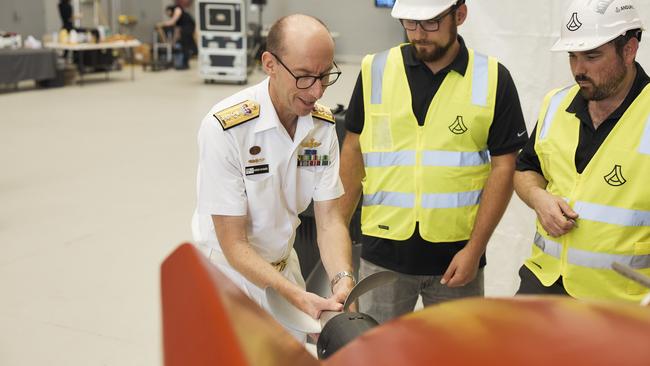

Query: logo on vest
<box><xmin>566</xmin><ymin>12</ymin><xmax>583</xmax><ymax>31</ymax></box>
<box><xmin>449</xmin><ymin>116</ymin><xmax>468</xmax><ymax>135</ymax></box>
<box><xmin>604</xmin><ymin>165</ymin><xmax>627</xmax><ymax>186</ymax></box>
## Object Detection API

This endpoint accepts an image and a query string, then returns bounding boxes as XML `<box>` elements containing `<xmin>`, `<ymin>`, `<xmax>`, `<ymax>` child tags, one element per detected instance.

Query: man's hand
<box><xmin>531</xmin><ymin>188</ymin><xmax>578</xmax><ymax>237</ymax></box>
<box><xmin>441</xmin><ymin>246</ymin><xmax>481</xmax><ymax>287</ymax></box>
<box><xmin>331</xmin><ymin>276</ymin><xmax>356</xmax><ymax>312</ymax></box>
<box><xmin>331</xmin><ymin>276</ymin><xmax>354</xmax><ymax>304</ymax></box>
<box><xmin>289</xmin><ymin>290</ymin><xmax>343</xmax><ymax>319</ymax></box>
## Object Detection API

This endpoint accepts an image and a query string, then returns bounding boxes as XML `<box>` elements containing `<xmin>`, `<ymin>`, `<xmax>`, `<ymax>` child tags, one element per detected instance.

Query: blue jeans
<box><xmin>358</xmin><ymin>259</ymin><xmax>484</xmax><ymax>324</ymax></box>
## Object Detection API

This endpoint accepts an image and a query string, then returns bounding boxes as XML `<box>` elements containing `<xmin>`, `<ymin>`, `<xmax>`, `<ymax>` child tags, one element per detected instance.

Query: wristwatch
<box><xmin>330</xmin><ymin>271</ymin><xmax>355</xmax><ymax>293</ymax></box>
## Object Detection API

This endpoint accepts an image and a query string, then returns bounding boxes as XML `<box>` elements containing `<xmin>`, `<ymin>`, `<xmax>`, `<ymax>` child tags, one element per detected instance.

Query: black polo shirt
<box><xmin>344</xmin><ymin>37</ymin><xmax>528</xmax><ymax>275</ymax></box>
<box><xmin>516</xmin><ymin>62</ymin><xmax>650</xmax><ymax>175</ymax></box>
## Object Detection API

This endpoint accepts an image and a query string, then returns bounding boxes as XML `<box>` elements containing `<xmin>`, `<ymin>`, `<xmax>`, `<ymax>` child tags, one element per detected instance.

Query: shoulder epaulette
<box><xmin>311</xmin><ymin>103</ymin><xmax>335</xmax><ymax>124</ymax></box>
<box><xmin>213</xmin><ymin>100</ymin><xmax>260</xmax><ymax>130</ymax></box>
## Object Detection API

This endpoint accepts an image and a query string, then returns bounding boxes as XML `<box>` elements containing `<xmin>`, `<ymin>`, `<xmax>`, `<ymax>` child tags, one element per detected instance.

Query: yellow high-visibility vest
<box><xmin>528</xmin><ymin>84</ymin><xmax>650</xmax><ymax>302</ymax></box>
<box><xmin>359</xmin><ymin>45</ymin><xmax>498</xmax><ymax>242</ymax></box>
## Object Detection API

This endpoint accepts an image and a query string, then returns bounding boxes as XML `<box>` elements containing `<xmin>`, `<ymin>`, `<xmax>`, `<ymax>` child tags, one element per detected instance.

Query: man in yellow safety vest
<box><xmin>340</xmin><ymin>0</ymin><xmax>528</xmax><ymax>323</ymax></box>
<box><xmin>515</xmin><ymin>0</ymin><xmax>650</xmax><ymax>302</ymax></box>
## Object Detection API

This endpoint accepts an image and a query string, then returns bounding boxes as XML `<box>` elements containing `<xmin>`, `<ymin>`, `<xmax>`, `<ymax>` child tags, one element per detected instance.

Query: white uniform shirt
<box><xmin>194</xmin><ymin>77</ymin><xmax>344</xmax><ymax>263</ymax></box>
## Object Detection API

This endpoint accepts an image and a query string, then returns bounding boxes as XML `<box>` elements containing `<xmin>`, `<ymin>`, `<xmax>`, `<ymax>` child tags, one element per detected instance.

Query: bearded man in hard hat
<box><xmin>515</xmin><ymin>0</ymin><xmax>650</xmax><ymax>302</ymax></box>
<box><xmin>339</xmin><ymin>0</ymin><xmax>527</xmax><ymax>323</ymax></box>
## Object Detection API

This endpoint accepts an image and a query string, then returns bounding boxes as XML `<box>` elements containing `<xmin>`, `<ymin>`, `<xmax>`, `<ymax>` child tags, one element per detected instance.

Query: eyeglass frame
<box><xmin>269</xmin><ymin>52</ymin><xmax>342</xmax><ymax>89</ymax></box>
<box><xmin>399</xmin><ymin>5</ymin><xmax>458</xmax><ymax>32</ymax></box>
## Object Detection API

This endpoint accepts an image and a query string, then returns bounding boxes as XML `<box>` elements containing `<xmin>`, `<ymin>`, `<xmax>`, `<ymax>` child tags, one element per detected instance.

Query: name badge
<box><xmin>245</xmin><ymin>164</ymin><xmax>269</xmax><ymax>176</ymax></box>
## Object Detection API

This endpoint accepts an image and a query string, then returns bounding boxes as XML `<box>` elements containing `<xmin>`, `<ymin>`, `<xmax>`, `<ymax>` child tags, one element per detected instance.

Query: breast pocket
<box><xmin>296</xmin><ymin>168</ymin><xmax>316</xmax><ymax>213</ymax></box>
<box><xmin>370</xmin><ymin>113</ymin><xmax>393</xmax><ymax>150</ymax></box>
<box><xmin>244</xmin><ymin>174</ymin><xmax>275</xmax><ymax>218</ymax></box>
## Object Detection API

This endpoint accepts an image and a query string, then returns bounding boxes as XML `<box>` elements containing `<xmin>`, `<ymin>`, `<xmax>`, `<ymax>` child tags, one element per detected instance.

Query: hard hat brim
<box><xmin>550</xmin><ymin>27</ymin><xmax>644</xmax><ymax>52</ymax></box>
<box><xmin>550</xmin><ymin>19</ymin><xmax>645</xmax><ymax>53</ymax></box>
<box><xmin>550</xmin><ymin>36</ymin><xmax>617</xmax><ymax>52</ymax></box>
<box><xmin>391</xmin><ymin>2</ymin><xmax>456</xmax><ymax>21</ymax></box>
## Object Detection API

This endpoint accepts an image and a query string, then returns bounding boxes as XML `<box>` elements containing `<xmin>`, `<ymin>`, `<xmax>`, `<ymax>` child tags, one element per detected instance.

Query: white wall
<box><xmin>240</xmin><ymin>0</ymin><xmax>650</xmax><ymax>132</ymax></box>
<box><xmin>0</xmin><ymin>0</ymin><xmax>46</xmax><ymax>37</ymax></box>
<box><xmin>120</xmin><ymin>0</ymin><xmax>164</xmax><ymax>42</ymax></box>
<box><xmin>44</xmin><ymin>0</ymin><xmax>60</xmax><ymax>36</ymax></box>
<box><xmin>460</xmin><ymin>1</ymin><xmax>650</xmax><ymax>131</ymax></box>
<box><xmin>251</xmin><ymin>1</ymin><xmax>650</xmax><ymax>124</ymax></box>
<box><xmin>258</xmin><ymin>0</ymin><xmax>404</xmax><ymax>62</ymax></box>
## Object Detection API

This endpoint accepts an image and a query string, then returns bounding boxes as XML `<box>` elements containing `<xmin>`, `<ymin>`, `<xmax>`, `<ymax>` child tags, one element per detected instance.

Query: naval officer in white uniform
<box><xmin>193</xmin><ymin>14</ymin><xmax>354</xmax><ymax>340</ymax></box>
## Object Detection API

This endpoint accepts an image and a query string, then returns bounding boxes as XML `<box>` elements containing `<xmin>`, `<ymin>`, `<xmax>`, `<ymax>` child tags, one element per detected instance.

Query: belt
<box><xmin>200</xmin><ymin>244</ymin><xmax>289</xmax><ymax>273</ymax></box>
<box><xmin>271</xmin><ymin>257</ymin><xmax>288</xmax><ymax>272</ymax></box>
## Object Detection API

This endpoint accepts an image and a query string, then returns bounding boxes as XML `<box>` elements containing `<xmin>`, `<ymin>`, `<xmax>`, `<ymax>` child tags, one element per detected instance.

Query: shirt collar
<box><xmin>293</xmin><ymin>115</ymin><xmax>315</xmax><ymax>147</ymax></box>
<box><xmin>403</xmin><ymin>35</ymin><xmax>469</xmax><ymax>76</ymax></box>
<box><xmin>255</xmin><ymin>77</ymin><xmax>280</xmax><ymax>133</ymax></box>
<box><xmin>254</xmin><ymin>77</ymin><xmax>315</xmax><ymax>138</ymax></box>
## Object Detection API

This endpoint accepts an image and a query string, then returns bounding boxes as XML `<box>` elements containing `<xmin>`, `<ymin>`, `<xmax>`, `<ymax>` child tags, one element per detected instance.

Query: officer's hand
<box><xmin>441</xmin><ymin>247</ymin><xmax>481</xmax><ymax>288</ymax></box>
<box><xmin>331</xmin><ymin>276</ymin><xmax>355</xmax><ymax>304</ymax></box>
<box><xmin>531</xmin><ymin>189</ymin><xmax>578</xmax><ymax>237</ymax></box>
<box><xmin>293</xmin><ymin>291</ymin><xmax>343</xmax><ymax>320</ymax></box>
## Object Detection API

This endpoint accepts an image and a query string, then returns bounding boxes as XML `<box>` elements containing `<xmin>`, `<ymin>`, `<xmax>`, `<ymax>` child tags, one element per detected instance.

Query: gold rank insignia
<box><xmin>213</xmin><ymin>100</ymin><xmax>260</xmax><ymax>130</ymax></box>
<box><xmin>301</xmin><ymin>137</ymin><xmax>322</xmax><ymax>148</ymax></box>
<box><xmin>311</xmin><ymin>103</ymin><xmax>335</xmax><ymax>124</ymax></box>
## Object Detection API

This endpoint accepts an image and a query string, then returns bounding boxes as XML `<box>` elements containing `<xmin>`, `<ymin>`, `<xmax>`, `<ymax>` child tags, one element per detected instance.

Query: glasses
<box><xmin>270</xmin><ymin>52</ymin><xmax>342</xmax><ymax>89</ymax></box>
<box><xmin>400</xmin><ymin>5</ymin><xmax>456</xmax><ymax>32</ymax></box>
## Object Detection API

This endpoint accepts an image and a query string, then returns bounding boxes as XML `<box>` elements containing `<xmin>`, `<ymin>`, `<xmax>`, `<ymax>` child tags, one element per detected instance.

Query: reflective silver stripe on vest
<box><xmin>363</xmin><ymin>191</ymin><xmax>414</xmax><ymax>208</ymax></box>
<box><xmin>639</xmin><ymin>114</ymin><xmax>650</xmax><ymax>155</ymax></box>
<box><xmin>371</xmin><ymin>50</ymin><xmax>390</xmax><ymax>105</ymax></box>
<box><xmin>472</xmin><ymin>53</ymin><xmax>489</xmax><ymax>107</ymax></box>
<box><xmin>574</xmin><ymin>201</ymin><xmax>650</xmax><ymax>227</ymax></box>
<box><xmin>568</xmin><ymin>247</ymin><xmax>650</xmax><ymax>270</ymax></box>
<box><xmin>534</xmin><ymin>232</ymin><xmax>650</xmax><ymax>270</ymax></box>
<box><xmin>422</xmin><ymin>150</ymin><xmax>489</xmax><ymax>167</ymax></box>
<box><xmin>421</xmin><ymin>190</ymin><xmax>482</xmax><ymax>209</ymax></box>
<box><xmin>363</xmin><ymin>151</ymin><xmax>416</xmax><ymax>167</ymax></box>
<box><xmin>534</xmin><ymin>232</ymin><xmax>562</xmax><ymax>258</ymax></box>
<box><xmin>539</xmin><ymin>86</ymin><xmax>572</xmax><ymax>140</ymax></box>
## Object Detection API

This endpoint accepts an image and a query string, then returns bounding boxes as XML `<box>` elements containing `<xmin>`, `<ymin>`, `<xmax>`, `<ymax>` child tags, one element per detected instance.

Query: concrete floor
<box><xmin>0</xmin><ymin>62</ymin><xmax>534</xmax><ymax>365</ymax></box>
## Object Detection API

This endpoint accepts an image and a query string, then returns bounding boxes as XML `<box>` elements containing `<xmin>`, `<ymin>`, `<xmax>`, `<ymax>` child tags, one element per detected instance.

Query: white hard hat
<box><xmin>551</xmin><ymin>0</ymin><xmax>645</xmax><ymax>52</ymax></box>
<box><xmin>391</xmin><ymin>0</ymin><xmax>459</xmax><ymax>21</ymax></box>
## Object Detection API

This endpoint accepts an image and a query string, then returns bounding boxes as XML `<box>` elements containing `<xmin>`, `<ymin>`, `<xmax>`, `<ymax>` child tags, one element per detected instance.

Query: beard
<box><xmin>411</xmin><ymin>22</ymin><xmax>458</xmax><ymax>63</ymax></box>
<box><xmin>575</xmin><ymin>56</ymin><xmax>627</xmax><ymax>101</ymax></box>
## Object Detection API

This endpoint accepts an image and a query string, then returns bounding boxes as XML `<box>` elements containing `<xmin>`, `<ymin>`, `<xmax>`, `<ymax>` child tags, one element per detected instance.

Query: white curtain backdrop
<box><xmin>462</xmin><ymin>0</ymin><xmax>650</xmax><ymax>124</ymax></box>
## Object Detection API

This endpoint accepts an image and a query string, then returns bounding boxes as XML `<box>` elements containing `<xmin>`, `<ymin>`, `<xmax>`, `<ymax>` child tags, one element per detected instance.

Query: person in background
<box><xmin>514</xmin><ymin>0</ymin><xmax>650</xmax><ymax>303</ymax></box>
<box><xmin>158</xmin><ymin>0</ymin><xmax>197</xmax><ymax>70</ymax></box>
<box><xmin>58</xmin><ymin>0</ymin><xmax>74</xmax><ymax>31</ymax></box>
<box><xmin>339</xmin><ymin>0</ymin><xmax>528</xmax><ymax>324</ymax></box>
